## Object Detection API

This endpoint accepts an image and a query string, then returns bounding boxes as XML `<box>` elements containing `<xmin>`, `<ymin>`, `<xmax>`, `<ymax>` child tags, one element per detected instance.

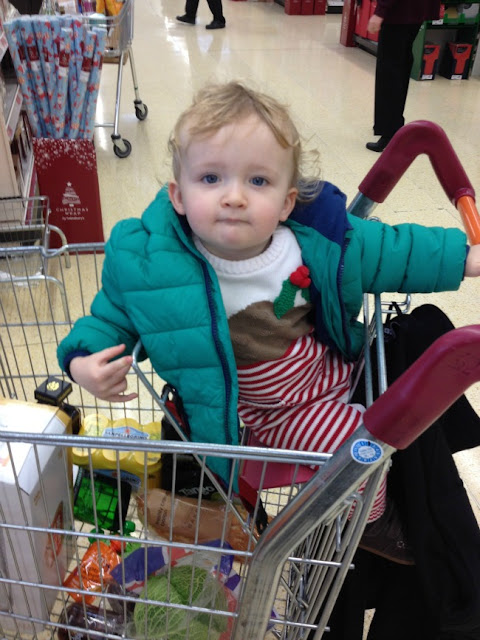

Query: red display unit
<box><xmin>368</xmin><ymin>0</ymin><xmax>379</xmax><ymax>42</ymax></box>
<box><xmin>440</xmin><ymin>42</ymin><xmax>472</xmax><ymax>79</ymax></box>
<box><xmin>301</xmin><ymin>0</ymin><xmax>314</xmax><ymax>15</ymax></box>
<box><xmin>420</xmin><ymin>43</ymin><xmax>441</xmax><ymax>79</ymax></box>
<box><xmin>340</xmin><ymin>0</ymin><xmax>357</xmax><ymax>46</ymax></box>
<box><xmin>355</xmin><ymin>0</ymin><xmax>370</xmax><ymax>38</ymax></box>
<box><xmin>313</xmin><ymin>0</ymin><xmax>326</xmax><ymax>14</ymax></box>
<box><xmin>285</xmin><ymin>0</ymin><xmax>302</xmax><ymax>14</ymax></box>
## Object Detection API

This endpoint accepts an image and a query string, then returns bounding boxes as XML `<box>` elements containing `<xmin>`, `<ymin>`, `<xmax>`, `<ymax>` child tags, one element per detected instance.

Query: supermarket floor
<box><xmin>93</xmin><ymin>0</ymin><xmax>480</xmax><ymax>514</ymax></box>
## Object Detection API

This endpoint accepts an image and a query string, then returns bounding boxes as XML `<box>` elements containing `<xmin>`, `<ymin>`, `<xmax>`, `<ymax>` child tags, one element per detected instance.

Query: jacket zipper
<box><xmin>337</xmin><ymin>236</ymin><xmax>353</xmax><ymax>359</ymax></box>
<box><xmin>201</xmin><ymin>261</ymin><xmax>234</xmax><ymax>446</ymax></box>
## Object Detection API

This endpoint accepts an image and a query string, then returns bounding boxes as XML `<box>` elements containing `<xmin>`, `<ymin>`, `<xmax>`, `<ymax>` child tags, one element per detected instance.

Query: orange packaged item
<box><xmin>105</xmin><ymin>0</ymin><xmax>123</xmax><ymax>14</ymax></box>
<box><xmin>63</xmin><ymin>541</ymin><xmax>120</xmax><ymax>604</ymax></box>
<box><xmin>136</xmin><ymin>488</ymin><xmax>255</xmax><ymax>553</ymax></box>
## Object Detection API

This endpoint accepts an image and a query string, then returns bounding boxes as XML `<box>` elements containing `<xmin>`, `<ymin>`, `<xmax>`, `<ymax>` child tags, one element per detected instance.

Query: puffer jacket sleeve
<box><xmin>347</xmin><ymin>215</ymin><xmax>467</xmax><ymax>294</ymax></box>
<box><xmin>56</xmin><ymin>219</ymin><xmax>143</xmax><ymax>370</ymax></box>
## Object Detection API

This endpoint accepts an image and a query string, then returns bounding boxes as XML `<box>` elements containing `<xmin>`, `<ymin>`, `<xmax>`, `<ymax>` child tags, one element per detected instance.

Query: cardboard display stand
<box><xmin>33</xmin><ymin>138</ymin><xmax>104</xmax><ymax>247</ymax></box>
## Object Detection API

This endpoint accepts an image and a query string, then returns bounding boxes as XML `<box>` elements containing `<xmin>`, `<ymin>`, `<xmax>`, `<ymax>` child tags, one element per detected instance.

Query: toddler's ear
<box><xmin>279</xmin><ymin>187</ymin><xmax>299</xmax><ymax>222</ymax></box>
<box><xmin>168</xmin><ymin>181</ymin><xmax>186</xmax><ymax>215</ymax></box>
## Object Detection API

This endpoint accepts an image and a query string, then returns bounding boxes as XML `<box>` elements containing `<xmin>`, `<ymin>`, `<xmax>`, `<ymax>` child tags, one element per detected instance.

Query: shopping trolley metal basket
<box><xmin>87</xmin><ymin>0</ymin><xmax>148</xmax><ymax>158</ymax></box>
<box><xmin>0</xmin><ymin>121</ymin><xmax>479</xmax><ymax>640</ymax></box>
<box><xmin>0</xmin><ymin>195</ymin><xmax>71</xmax><ymax>244</ymax></box>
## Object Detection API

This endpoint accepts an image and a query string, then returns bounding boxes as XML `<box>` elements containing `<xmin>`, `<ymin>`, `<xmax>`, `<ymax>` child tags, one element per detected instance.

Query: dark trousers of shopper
<box><xmin>184</xmin><ymin>0</ymin><xmax>224</xmax><ymax>23</ymax></box>
<box><xmin>373</xmin><ymin>23</ymin><xmax>422</xmax><ymax>137</ymax></box>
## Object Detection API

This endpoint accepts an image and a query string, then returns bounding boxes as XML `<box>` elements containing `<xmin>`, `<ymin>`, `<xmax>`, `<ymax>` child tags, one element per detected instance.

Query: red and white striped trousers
<box><xmin>238</xmin><ymin>334</ymin><xmax>386</xmax><ymax>522</ymax></box>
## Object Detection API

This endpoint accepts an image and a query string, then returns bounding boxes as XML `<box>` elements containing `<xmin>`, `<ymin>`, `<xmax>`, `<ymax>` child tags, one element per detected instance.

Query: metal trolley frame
<box><xmin>87</xmin><ymin>0</ymin><xmax>148</xmax><ymax>158</ymax></box>
<box><xmin>0</xmin><ymin>122</ymin><xmax>480</xmax><ymax>640</ymax></box>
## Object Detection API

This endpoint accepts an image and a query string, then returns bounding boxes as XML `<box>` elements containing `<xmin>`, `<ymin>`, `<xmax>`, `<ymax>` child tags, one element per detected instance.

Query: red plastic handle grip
<box><xmin>363</xmin><ymin>325</ymin><xmax>480</xmax><ymax>449</ymax></box>
<box><xmin>359</xmin><ymin>121</ymin><xmax>476</xmax><ymax>207</ymax></box>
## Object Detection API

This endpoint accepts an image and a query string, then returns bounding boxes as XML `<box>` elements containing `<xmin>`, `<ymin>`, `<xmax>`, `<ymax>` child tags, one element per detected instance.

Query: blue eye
<box><xmin>202</xmin><ymin>174</ymin><xmax>218</xmax><ymax>184</ymax></box>
<box><xmin>251</xmin><ymin>177</ymin><xmax>267</xmax><ymax>186</ymax></box>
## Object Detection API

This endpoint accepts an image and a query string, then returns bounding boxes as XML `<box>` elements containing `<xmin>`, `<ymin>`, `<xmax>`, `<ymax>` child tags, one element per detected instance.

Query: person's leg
<box><xmin>373</xmin><ymin>23</ymin><xmax>421</xmax><ymax>137</ymax></box>
<box><xmin>322</xmin><ymin>550</ymin><xmax>427</xmax><ymax>640</ymax></box>
<box><xmin>367</xmin><ymin>559</ymin><xmax>435</xmax><ymax>640</ymax></box>
<box><xmin>177</xmin><ymin>0</ymin><xmax>199</xmax><ymax>23</ymax></box>
<box><xmin>205</xmin><ymin>0</ymin><xmax>225</xmax><ymax>28</ymax></box>
<box><xmin>320</xmin><ymin>549</ymin><xmax>380</xmax><ymax>640</ymax></box>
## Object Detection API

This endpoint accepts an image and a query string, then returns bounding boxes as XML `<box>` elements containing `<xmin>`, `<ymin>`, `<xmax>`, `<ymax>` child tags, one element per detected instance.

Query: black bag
<box><xmin>159</xmin><ymin>386</ymin><xmax>219</xmax><ymax>499</ymax></box>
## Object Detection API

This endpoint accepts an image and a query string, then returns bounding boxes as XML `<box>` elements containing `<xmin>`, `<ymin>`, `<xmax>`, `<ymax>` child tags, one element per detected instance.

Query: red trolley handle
<box><xmin>363</xmin><ymin>325</ymin><xmax>480</xmax><ymax>449</ymax></box>
<box><xmin>359</xmin><ymin>121</ymin><xmax>480</xmax><ymax>244</ymax></box>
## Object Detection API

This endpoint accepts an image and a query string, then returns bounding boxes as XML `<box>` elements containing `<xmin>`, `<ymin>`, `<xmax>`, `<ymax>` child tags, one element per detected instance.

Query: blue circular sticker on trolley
<box><xmin>351</xmin><ymin>439</ymin><xmax>383</xmax><ymax>464</ymax></box>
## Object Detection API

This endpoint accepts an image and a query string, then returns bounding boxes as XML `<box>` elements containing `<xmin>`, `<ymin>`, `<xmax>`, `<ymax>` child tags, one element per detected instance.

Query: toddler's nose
<box><xmin>222</xmin><ymin>181</ymin><xmax>247</xmax><ymax>207</ymax></box>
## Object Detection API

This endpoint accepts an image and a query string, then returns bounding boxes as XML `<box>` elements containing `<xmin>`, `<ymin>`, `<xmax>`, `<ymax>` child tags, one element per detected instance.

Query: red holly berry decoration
<box><xmin>289</xmin><ymin>265</ymin><xmax>311</xmax><ymax>288</ymax></box>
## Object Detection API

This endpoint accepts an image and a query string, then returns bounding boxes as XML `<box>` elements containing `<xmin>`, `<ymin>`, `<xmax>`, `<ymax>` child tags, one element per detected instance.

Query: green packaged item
<box><xmin>73</xmin><ymin>468</ymin><xmax>131</xmax><ymax>532</ymax></box>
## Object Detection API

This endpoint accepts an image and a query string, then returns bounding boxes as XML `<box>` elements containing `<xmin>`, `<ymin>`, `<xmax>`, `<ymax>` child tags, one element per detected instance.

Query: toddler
<box><xmin>58</xmin><ymin>82</ymin><xmax>480</xmax><ymax>558</ymax></box>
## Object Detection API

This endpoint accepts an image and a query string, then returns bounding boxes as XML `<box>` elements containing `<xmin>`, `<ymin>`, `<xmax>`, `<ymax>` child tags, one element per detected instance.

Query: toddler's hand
<box><xmin>465</xmin><ymin>245</ymin><xmax>480</xmax><ymax>277</ymax></box>
<box><xmin>69</xmin><ymin>344</ymin><xmax>138</xmax><ymax>403</ymax></box>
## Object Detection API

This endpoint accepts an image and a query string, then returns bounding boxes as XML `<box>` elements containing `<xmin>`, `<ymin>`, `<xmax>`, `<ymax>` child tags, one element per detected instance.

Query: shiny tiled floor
<box><xmin>93</xmin><ymin>0</ymin><xmax>480</xmax><ymax>505</ymax></box>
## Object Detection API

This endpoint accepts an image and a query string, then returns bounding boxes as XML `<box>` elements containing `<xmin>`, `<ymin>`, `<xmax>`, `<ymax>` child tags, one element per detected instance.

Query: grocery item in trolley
<box><xmin>0</xmin><ymin>398</ymin><xmax>73</xmax><ymax>633</ymax></box>
<box><xmin>136</xmin><ymin>488</ymin><xmax>255</xmax><ymax>553</ymax></box>
<box><xmin>111</xmin><ymin>540</ymin><xmax>244</xmax><ymax>640</ymax></box>
<box><xmin>73</xmin><ymin>467</ymin><xmax>132</xmax><ymax>531</ymax></box>
<box><xmin>57</xmin><ymin>602</ymin><xmax>126</xmax><ymax>640</ymax></box>
<box><xmin>63</xmin><ymin>538</ymin><xmax>120</xmax><ymax>604</ymax></box>
<box><xmin>72</xmin><ymin>414</ymin><xmax>162</xmax><ymax>490</ymax></box>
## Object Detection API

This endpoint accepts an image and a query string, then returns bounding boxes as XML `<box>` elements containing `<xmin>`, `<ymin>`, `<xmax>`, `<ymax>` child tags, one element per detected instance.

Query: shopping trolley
<box><xmin>88</xmin><ymin>0</ymin><xmax>148</xmax><ymax>158</ymax></box>
<box><xmin>0</xmin><ymin>195</ymin><xmax>68</xmax><ymax>286</ymax></box>
<box><xmin>0</xmin><ymin>121</ymin><xmax>479</xmax><ymax>640</ymax></box>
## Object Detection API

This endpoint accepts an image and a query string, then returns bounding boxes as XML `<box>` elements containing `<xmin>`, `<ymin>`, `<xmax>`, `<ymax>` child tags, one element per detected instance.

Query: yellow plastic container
<box><xmin>72</xmin><ymin>415</ymin><xmax>162</xmax><ymax>487</ymax></box>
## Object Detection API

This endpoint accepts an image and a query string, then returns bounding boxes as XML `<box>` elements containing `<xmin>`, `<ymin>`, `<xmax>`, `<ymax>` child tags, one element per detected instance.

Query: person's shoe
<box><xmin>366</xmin><ymin>136</ymin><xmax>391</xmax><ymax>152</ymax></box>
<box><xmin>206</xmin><ymin>19</ymin><xmax>226</xmax><ymax>29</ymax></box>
<box><xmin>176</xmin><ymin>14</ymin><xmax>196</xmax><ymax>24</ymax></box>
<box><xmin>359</xmin><ymin>499</ymin><xmax>415</xmax><ymax>566</ymax></box>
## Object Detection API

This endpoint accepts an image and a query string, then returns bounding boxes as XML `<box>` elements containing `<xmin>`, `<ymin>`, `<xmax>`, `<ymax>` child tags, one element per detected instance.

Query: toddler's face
<box><xmin>168</xmin><ymin>115</ymin><xmax>298</xmax><ymax>260</ymax></box>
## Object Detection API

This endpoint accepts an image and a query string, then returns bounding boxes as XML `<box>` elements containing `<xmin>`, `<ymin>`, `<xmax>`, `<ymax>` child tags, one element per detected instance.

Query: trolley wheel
<box><xmin>113</xmin><ymin>138</ymin><xmax>132</xmax><ymax>159</ymax></box>
<box><xmin>135</xmin><ymin>102</ymin><xmax>148</xmax><ymax>121</ymax></box>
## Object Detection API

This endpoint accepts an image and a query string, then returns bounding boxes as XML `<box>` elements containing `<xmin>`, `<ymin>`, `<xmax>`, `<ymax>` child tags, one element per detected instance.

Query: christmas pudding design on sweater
<box><xmin>194</xmin><ymin>227</ymin><xmax>314</xmax><ymax>366</ymax></box>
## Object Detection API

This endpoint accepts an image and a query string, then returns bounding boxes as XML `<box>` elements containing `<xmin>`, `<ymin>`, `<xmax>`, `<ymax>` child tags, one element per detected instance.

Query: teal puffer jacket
<box><xmin>57</xmin><ymin>184</ymin><xmax>467</xmax><ymax>484</ymax></box>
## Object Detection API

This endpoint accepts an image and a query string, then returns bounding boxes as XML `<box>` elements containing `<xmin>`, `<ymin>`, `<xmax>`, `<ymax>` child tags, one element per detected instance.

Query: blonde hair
<box><xmin>168</xmin><ymin>81</ymin><xmax>321</xmax><ymax>202</ymax></box>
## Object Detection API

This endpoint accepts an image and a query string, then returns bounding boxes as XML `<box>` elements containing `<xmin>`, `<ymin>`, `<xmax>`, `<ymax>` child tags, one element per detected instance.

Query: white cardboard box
<box><xmin>0</xmin><ymin>399</ymin><xmax>73</xmax><ymax>633</ymax></box>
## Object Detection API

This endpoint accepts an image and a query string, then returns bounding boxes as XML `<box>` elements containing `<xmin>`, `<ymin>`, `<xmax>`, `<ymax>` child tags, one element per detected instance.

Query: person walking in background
<box><xmin>176</xmin><ymin>0</ymin><xmax>226</xmax><ymax>30</ymax></box>
<box><xmin>366</xmin><ymin>0</ymin><xmax>441</xmax><ymax>152</ymax></box>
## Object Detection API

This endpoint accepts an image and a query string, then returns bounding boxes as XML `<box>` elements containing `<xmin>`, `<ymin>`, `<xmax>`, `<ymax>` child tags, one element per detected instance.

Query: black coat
<box><xmin>327</xmin><ymin>305</ymin><xmax>480</xmax><ymax>640</ymax></box>
<box><xmin>374</xmin><ymin>0</ymin><xmax>441</xmax><ymax>24</ymax></box>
